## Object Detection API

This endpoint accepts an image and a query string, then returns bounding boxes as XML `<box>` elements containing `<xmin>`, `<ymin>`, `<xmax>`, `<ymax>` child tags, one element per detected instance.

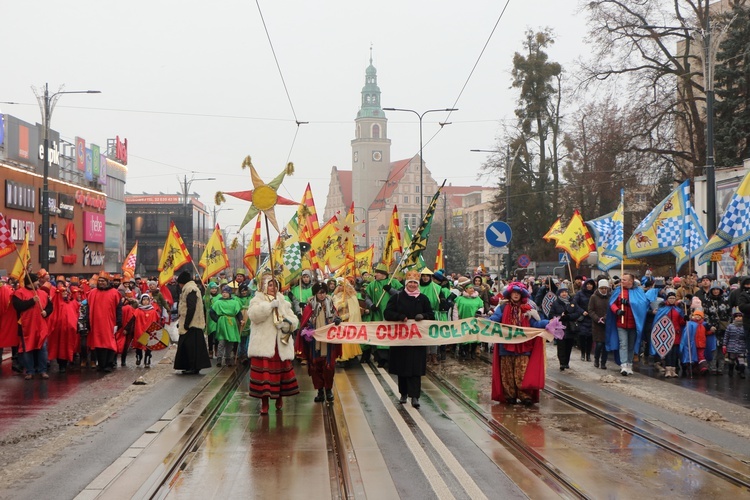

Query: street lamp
<box><xmin>210</xmin><ymin>205</ymin><xmax>234</xmax><ymax>228</ymax></box>
<box><xmin>35</xmin><ymin>83</ymin><xmax>100</xmax><ymax>270</ymax></box>
<box><xmin>180</xmin><ymin>175</ymin><xmax>215</xmax><ymax>257</ymax></box>
<box><xmin>383</xmin><ymin>107</ymin><xmax>457</xmax><ymax>218</ymax></box>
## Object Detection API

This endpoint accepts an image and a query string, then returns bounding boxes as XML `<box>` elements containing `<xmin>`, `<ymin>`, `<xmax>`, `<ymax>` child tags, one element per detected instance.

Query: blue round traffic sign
<box><xmin>518</xmin><ymin>254</ymin><xmax>530</xmax><ymax>268</ymax></box>
<box><xmin>485</xmin><ymin>221</ymin><xmax>512</xmax><ymax>247</ymax></box>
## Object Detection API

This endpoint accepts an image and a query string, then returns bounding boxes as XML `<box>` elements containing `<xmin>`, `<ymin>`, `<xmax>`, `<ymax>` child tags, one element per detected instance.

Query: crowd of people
<box><xmin>2</xmin><ymin>262</ymin><xmax>747</xmax><ymax>413</ymax></box>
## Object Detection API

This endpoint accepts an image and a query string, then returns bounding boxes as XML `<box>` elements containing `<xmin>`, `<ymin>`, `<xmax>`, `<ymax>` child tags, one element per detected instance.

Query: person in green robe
<box><xmin>419</xmin><ymin>268</ymin><xmax>450</xmax><ymax>364</ymax></box>
<box><xmin>210</xmin><ymin>285</ymin><xmax>242</xmax><ymax>367</ymax></box>
<box><xmin>289</xmin><ymin>270</ymin><xmax>314</xmax><ymax>316</ymax></box>
<box><xmin>236</xmin><ymin>283</ymin><xmax>253</xmax><ymax>365</ymax></box>
<box><xmin>453</xmin><ymin>278</ymin><xmax>485</xmax><ymax>359</ymax></box>
<box><xmin>203</xmin><ymin>281</ymin><xmax>220</xmax><ymax>358</ymax></box>
<box><xmin>363</xmin><ymin>263</ymin><xmax>402</xmax><ymax>368</ymax></box>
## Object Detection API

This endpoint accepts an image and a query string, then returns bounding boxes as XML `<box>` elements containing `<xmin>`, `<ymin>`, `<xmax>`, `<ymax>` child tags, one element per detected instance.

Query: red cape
<box><xmin>0</xmin><ymin>286</ymin><xmax>18</xmax><ymax>349</ymax></box>
<box><xmin>14</xmin><ymin>287</ymin><xmax>50</xmax><ymax>352</ymax></box>
<box><xmin>48</xmin><ymin>290</ymin><xmax>80</xmax><ymax>362</ymax></box>
<box><xmin>87</xmin><ymin>287</ymin><xmax>120</xmax><ymax>351</ymax></box>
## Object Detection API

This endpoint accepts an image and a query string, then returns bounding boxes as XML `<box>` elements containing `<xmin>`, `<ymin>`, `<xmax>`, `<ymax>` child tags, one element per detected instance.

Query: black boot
<box><xmin>136</xmin><ymin>350</ymin><xmax>142</xmax><ymax>366</ymax></box>
<box><xmin>325</xmin><ymin>389</ymin><xmax>334</xmax><ymax>402</ymax></box>
<box><xmin>586</xmin><ymin>354</ymin><xmax>591</xmax><ymax>361</ymax></box>
<box><xmin>314</xmin><ymin>389</ymin><xmax>325</xmax><ymax>402</ymax></box>
<box><xmin>144</xmin><ymin>353</ymin><xmax>151</xmax><ymax>367</ymax></box>
<box><xmin>739</xmin><ymin>364</ymin><xmax>746</xmax><ymax>379</ymax></box>
<box><xmin>728</xmin><ymin>362</ymin><xmax>735</xmax><ymax>377</ymax></box>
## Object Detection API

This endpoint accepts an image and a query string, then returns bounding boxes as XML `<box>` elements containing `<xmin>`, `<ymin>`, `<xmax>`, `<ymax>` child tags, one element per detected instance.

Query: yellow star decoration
<box><xmin>333</xmin><ymin>205</ymin><xmax>365</xmax><ymax>245</ymax></box>
<box><xmin>215</xmin><ymin>156</ymin><xmax>297</xmax><ymax>233</ymax></box>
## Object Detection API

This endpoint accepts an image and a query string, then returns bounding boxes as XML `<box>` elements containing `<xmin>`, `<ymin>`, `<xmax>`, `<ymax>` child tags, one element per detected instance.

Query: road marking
<box><xmin>362</xmin><ymin>365</ymin><xmax>455</xmax><ymax>499</ymax></box>
<box><xmin>374</xmin><ymin>366</ymin><xmax>488</xmax><ymax>500</ymax></box>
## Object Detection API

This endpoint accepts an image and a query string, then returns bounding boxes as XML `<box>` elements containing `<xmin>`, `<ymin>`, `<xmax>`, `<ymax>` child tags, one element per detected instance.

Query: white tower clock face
<box><xmin>372</xmin><ymin>151</ymin><xmax>382</xmax><ymax>162</ymax></box>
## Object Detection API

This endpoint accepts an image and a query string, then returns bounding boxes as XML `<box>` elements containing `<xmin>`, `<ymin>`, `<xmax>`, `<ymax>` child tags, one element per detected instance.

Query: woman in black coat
<box><xmin>573</xmin><ymin>279</ymin><xmax>596</xmax><ymax>362</ymax></box>
<box><xmin>384</xmin><ymin>270</ymin><xmax>434</xmax><ymax>408</ymax></box>
<box><xmin>548</xmin><ymin>285</ymin><xmax>584</xmax><ymax>371</ymax></box>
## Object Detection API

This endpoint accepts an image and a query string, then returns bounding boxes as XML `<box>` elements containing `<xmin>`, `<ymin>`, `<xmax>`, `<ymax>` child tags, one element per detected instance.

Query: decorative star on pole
<box><xmin>215</xmin><ymin>156</ymin><xmax>297</xmax><ymax>233</ymax></box>
<box><xmin>333</xmin><ymin>202</ymin><xmax>365</xmax><ymax>245</ymax></box>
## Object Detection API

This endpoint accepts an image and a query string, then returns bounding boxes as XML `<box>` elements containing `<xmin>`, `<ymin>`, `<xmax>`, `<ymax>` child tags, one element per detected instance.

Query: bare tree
<box><xmin>579</xmin><ymin>0</ymin><xmax>727</xmax><ymax>179</ymax></box>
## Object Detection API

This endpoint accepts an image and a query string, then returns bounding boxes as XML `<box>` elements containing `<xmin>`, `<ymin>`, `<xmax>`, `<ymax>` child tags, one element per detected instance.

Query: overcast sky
<box><xmin>2</xmin><ymin>0</ymin><xmax>590</xmax><ymax>241</ymax></box>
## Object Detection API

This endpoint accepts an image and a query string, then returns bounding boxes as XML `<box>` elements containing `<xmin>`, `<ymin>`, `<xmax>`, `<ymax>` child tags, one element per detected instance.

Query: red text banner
<box><xmin>313</xmin><ymin>318</ymin><xmax>551</xmax><ymax>346</ymax></box>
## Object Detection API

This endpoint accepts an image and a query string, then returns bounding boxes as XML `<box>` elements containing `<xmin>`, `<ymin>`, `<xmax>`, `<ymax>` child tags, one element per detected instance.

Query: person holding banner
<box><xmin>248</xmin><ymin>274</ymin><xmax>300</xmax><ymax>415</ymax></box>
<box><xmin>364</xmin><ymin>263</ymin><xmax>402</xmax><ymax>368</ymax></box>
<box><xmin>384</xmin><ymin>270</ymin><xmax>434</xmax><ymax>409</ymax></box>
<box><xmin>301</xmin><ymin>282</ymin><xmax>342</xmax><ymax>403</ymax></box>
<box><xmin>131</xmin><ymin>294</ymin><xmax>161</xmax><ymax>367</ymax></box>
<box><xmin>489</xmin><ymin>282</ymin><xmax>548</xmax><ymax>405</ymax></box>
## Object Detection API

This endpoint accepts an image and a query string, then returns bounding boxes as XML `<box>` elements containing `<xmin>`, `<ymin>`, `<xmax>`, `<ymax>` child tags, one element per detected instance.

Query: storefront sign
<box><xmin>76</xmin><ymin>137</ymin><xmax>86</xmax><ymax>171</ymax></box>
<box><xmin>62</xmin><ymin>222</ymin><xmax>76</xmax><ymax>249</ymax></box>
<box><xmin>9</xmin><ymin>218</ymin><xmax>36</xmax><ymax>243</ymax></box>
<box><xmin>115</xmin><ymin>135</ymin><xmax>128</xmax><ymax>164</ymax></box>
<box><xmin>5</xmin><ymin>180</ymin><xmax>36</xmax><ymax>212</ymax></box>
<box><xmin>62</xmin><ymin>254</ymin><xmax>77</xmax><ymax>265</ymax></box>
<box><xmin>38</xmin><ymin>140</ymin><xmax>61</xmax><ymax>166</ymax></box>
<box><xmin>125</xmin><ymin>195</ymin><xmax>181</xmax><ymax>204</ymax></box>
<box><xmin>39</xmin><ymin>189</ymin><xmax>60</xmax><ymax>216</ymax></box>
<box><xmin>58</xmin><ymin>193</ymin><xmax>75</xmax><ymax>219</ymax></box>
<box><xmin>75</xmin><ymin>190</ymin><xmax>107</xmax><ymax>211</ymax></box>
<box><xmin>82</xmin><ymin>245</ymin><xmax>104</xmax><ymax>266</ymax></box>
<box><xmin>39</xmin><ymin>245</ymin><xmax>57</xmax><ymax>265</ymax></box>
<box><xmin>83</xmin><ymin>211</ymin><xmax>105</xmax><ymax>243</ymax></box>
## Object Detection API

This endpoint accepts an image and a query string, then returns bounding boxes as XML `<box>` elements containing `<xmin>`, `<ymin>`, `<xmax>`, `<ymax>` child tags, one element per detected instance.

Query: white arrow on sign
<box><xmin>489</xmin><ymin>226</ymin><xmax>508</xmax><ymax>244</ymax></box>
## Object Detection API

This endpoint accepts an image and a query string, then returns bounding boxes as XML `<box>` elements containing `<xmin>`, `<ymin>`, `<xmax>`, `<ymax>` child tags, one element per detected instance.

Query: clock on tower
<box><xmin>372</xmin><ymin>151</ymin><xmax>382</xmax><ymax>162</ymax></box>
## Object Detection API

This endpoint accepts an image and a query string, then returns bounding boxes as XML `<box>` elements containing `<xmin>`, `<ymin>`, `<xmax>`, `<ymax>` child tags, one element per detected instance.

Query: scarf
<box><xmin>405</xmin><ymin>284</ymin><xmax>421</xmax><ymax>297</ymax></box>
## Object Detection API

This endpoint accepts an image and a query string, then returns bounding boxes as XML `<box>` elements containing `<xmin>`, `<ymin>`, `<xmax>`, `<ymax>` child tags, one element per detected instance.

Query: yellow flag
<box><xmin>158</xmin><ymin>222</ymin><xmax>192</xmax><ymax>286</ymax></box>
<box><xmin>356</xmin><ymin>245</ymin><xmax>374</xmax><ymax>276</ymax></box>
<box><xmin>311</xmin><ymin>216</ymin><xmax>346</xmax><ymax>272</ymax></box>
<box><xmin>543</xmin><ymin>218</ymin><xmax>564</xmax><ymax>242</ymax></box>
<box><xmin>199</xmin><ymin>225</ymin><xmax>230</xmax><ymax>282</ymax></box>
<box><xmin>434</xmin><ymin>236</ymin><xmax>444</xmax><ymax>272</ymax></box>
<box><xmin>555</xmin><ymin>210</ymin><xmax>596</xmax><ymax>266</ymax></box>
<box><xmin>243</xmin><ymin>215</ymin><xmax>262</xmax><ymax>279</ymax></box>
<box><xmin>382</xmin><ymin>205</ymin><xmax>403</xmax><ymax>268</ymax></box>
<box><xmin>10</xmin><ymin>232</ymin><xmax>30</xmax><ymax>282</ymax></box>
<box><xmin>122</xmin><ymin>241</ymin><xmax>138</xmax><ymax>278</ymax></box>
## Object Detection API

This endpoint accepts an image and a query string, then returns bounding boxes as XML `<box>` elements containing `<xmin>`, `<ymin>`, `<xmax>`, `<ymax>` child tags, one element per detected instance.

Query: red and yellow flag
<box><xmin>158</xmin><ymin>222</ymin><xmax>192</xmax><ymax>286</ymax></box>
<box><xmin>356</xmin><ymin>245</ymin><xmax>374</xmax><ymax>276</ymax></box>
<box><xmin>435</xmin><ymin>236</ymin><xmax>444</xmax><ymax>272</ymax></box>
<box><xmin>0</xmin><ymin>213</ymin><xmax>16</xmax><ymax>259</ymax></box>
<box><xmin>555</xmin><ymin>210</ymin><xmax>596</xmax><ymax>266</ymax></box>
<box><xmin>382</xmin><ymin>205</ymin><xmax>402</xmax><ymax>268</ymax></box>
<box><xmin>199</xmin><ymin>225</ymin><xmax>230</xmax><ymax>282</ymax></box>
<box><xmin>298</xmin><ymin>183</ymin><xmax>320</xmax><ymax>244</ymax></box>
<box><xmin>543</xmin><ymin>218</ymin><xmax>564</xmax><ymax>242</ymax></box>
<box><xmin>9</xmin><ymin>232</ymin><xmax>30</xmax><ymax>282</ymax></box>
<box><xmin>243</xmin><ymin>215</ymin><xmax>262</xmax><ymax>279</ymax></box>
<box><xmin>122</xmin><ymin>241</ymin><xmax>138</xmax><ymax>278</ymax></box>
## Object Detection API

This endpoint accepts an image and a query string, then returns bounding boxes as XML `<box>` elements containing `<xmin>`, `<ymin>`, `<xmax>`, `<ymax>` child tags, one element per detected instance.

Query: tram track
<box><xmin>426</xmin><ymin>364</ymin><xmax>590</xmax><ymax>499</ymax></box>
<box><xmin>144</xmin><ymin>364</ymin><xmax>355</xmax><ymax>500</ymax></box>
<box><xmin>427</xmin><ymin>353</ymin><xmax>750</xmax><ymax>494</ymax></box>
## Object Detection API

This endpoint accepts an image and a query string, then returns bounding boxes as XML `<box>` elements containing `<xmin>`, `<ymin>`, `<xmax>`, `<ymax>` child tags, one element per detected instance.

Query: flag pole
<box><xmin>620</xmin><ymin>188</ymin><xmax>626</xmax><ymax>326</ymax></box>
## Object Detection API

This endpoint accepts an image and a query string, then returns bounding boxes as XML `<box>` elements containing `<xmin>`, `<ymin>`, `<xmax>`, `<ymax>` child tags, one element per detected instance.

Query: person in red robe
<box><xmin>87</xmin><ymin>272</ymin><xmax>122</xmax><ymax>372</ymax></box>
<box><xmin>47</xmin><ymin>282</ymin><xmax>80</xmax><ymax>373</ymax></box>
<box><xmin>0</xmin><ymin>280</ymin><xmax>21</xmax><ymax>373</ymax></box>
<box><xmin>12</xmin><ymin>273</ymin><xmax>53</xmax><ymax>380</ymax></box>
<box><xmin>131</xmin><ymin>294</ymin><xmax>161</xmax><ymax>367</ymax></box>
<box><xmin>118</xmin><ymin>292</ymin><xmax>138</xmax><ymax>366</ymax></box>
<box><xmin>488</xmin><ymin>282</ymin><xmax>548</xmax><ymax>405</ymax></box>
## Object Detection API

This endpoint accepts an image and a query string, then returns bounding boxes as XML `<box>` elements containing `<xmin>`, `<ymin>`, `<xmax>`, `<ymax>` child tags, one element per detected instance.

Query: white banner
<box><xmin>312</xmin><ymin>318</ymin><xmax>551</xmax><ymax>347</ymax></box>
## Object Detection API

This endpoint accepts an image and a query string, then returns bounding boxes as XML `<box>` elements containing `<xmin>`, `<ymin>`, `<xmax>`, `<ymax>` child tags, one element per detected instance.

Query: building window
<box><xmin>372</xmin><ymin>124</ymin><xmax>381</xmax><ymax>139</ymax></box>
<box><xmin>404</xmin><ymin>196</ymin><xmax>409</xmax><ymax>204</ymax></box>
<box><xmin>415</xmin><ymin>185</ymin><xmax>420</xmax><ymax>193</ymax></box>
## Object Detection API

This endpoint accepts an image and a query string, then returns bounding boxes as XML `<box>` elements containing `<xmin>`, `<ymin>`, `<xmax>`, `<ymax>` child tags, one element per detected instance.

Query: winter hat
<box><xmin>598</xmin><ymin>279</ymin><xmax>610</xmax><ymax>289</ymax></box>
<box><xmin>177</xmin><ymin>271</ymin><xmax>192</xmax><ymax>285</ymax></box>
<box><xmin>221</xmin><ymin>285</ymin><xmax>232</xmax><ymax>294</ymax></box>
<box><xmin>692</xmin><ymin>309</ymin><xmax>704</xmax><ymax>319</ymax></box>
<box><xmin>312</xmin><ymin>282</ymin><xmax>327</xmax><ymax>295</ymax></box>
<box><xmin>665</xmin><ymin>290</ymin><xmax>677</xmax><ymax>298</ymax></box>
<box><xmin>207</xmin><ymin>281</ymin><xmax>219</xmax><ymax>289</ymax></box>
<box><xmin>457</xmin><ymin>276</ymin><xmax>472</xmax><ymax>289</ymax></box>
<box><xmin>503</xmin><ymin>281</ymin><xmax>530</xmax><ymax>300</ymax></box>
<box><xmin>557</xmin><ymin>284</ymin><xmax>569</xmax><ymax>295</ymax></box>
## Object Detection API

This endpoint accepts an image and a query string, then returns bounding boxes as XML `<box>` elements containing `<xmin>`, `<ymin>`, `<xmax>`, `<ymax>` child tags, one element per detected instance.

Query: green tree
<box><xmin>715</xmin><ymin>2</ymin><xmax>750</xmax><ymax>167</ymax></box>
<box><xmin>511</xmin><ymin>28</ymin><xmax>563</xmax><ymax>219</ymax></box>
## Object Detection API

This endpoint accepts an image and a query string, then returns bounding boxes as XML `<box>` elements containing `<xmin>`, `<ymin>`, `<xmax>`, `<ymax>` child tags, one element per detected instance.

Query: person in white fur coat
<box><xmin>247</xmin><ymin>274</ymin><xmax>300</xmax><ymax>415</ymax></box>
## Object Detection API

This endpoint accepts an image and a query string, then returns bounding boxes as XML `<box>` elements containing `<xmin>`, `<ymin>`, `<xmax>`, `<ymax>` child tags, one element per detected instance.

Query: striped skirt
<box><xmin>249</xmin><ymin>349</ymin><xmax>300</xmax><ymax>399</ymax></box>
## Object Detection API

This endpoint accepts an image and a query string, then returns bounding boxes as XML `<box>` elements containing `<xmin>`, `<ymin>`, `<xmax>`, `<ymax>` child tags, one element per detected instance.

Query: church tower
<box><xmin>351</xmin><ymin>50</ymin><xmax>391</xmax><ymax>223</ymax></box>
